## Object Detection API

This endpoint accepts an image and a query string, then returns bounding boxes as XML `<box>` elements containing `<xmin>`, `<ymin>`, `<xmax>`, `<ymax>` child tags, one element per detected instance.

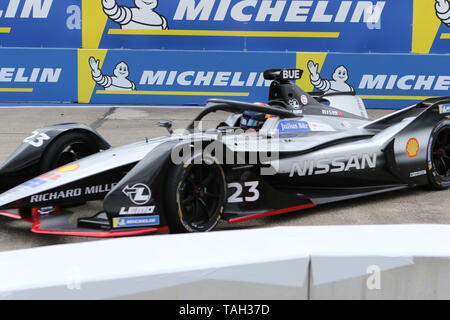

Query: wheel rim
<box><xmin>432</xmin><ymin>128</ymin><xmax>450</xmax><ymax>178</ymax></box>
<box><xmin>53</xmin><ymin>142</ymin><xmax>96</xmax><ymax>168</ymax></box>
<box><xmin>177</xmin><ymin>162</ymin><xmax>223</xmax><ymax>231</ymax></box>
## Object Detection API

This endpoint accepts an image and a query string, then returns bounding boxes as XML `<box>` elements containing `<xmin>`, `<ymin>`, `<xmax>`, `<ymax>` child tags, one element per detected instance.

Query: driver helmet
<box><xmin>240</xmin><ymin>111</ymin><xmax>267</xmax><ymax>131</ymax></box>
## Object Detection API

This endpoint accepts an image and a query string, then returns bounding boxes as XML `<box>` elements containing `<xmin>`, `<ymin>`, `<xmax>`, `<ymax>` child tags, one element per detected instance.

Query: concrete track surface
<box><xmin>0</xmin><ymin>106</ymin><xmax>449</xmax><ymax>252</ymax></box>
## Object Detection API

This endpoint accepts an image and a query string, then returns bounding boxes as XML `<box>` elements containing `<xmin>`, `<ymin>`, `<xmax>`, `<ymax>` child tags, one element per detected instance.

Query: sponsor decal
<box><xmin>37</xmin><ymin>206</ymin><xmax>58</xmax><ymax>215</ymax></box>
<box><xmin>288</xmin><ymin>98</ymin><xmax>300</xmax><ymax>109</ymax></box>
<box><xmin>85</xmin><ymin>183</ymin><xmax>117</xmax><ymax>194</ymax></box>
<box><xmin>30</xmin><ymin>183</ymin><xmax>116</xmax><ymax>203</ymax></box>
<box><xmin>277</xmin><ymin>120</ymin><xmax>310</xmax><ymax>133</ymax></box>
<box><xmin>414</xmin><ymin>0</ymin><xmax>450</xmax><ymax>54</ymax></box>
<box><xmin>296</xmin><ymin>52</ymin><xmax>450</xmax><ymax>109</ymax></box>
<box><xmin>122</xmin><ymin>183</ymin><xmax>152</xmax><ymax>205</ymax></box>
<box><xmin>439</xmin><ymin>104</ymin><xmax>450</xmax><ymax>114</ymax></box>
<box><xmin>113</xmin><ymin>215</ymin><xmax>160</xmax><ymax>228</ymax></box>
<box><xmin>89</xmin><ymin>57</ymin><xmax>136</xmax><ymax>91</ymax></box>
<box><xmin>308</xmin><ymin>60</ymin><xmax>354</xmax><ymax>94</ymax></box>
<box><xmin>40</xmin><ymin>173</ymin><xmax>61</xmax><ymax>181</ymax></box>
<box><xmin>309</xmin><ymin>122</ymin><xmax>336</xmax><ymax>132</ymax></box>
<box><xmin>437</xmin><ymin>0</ymin><xmax>450</xmax><ymax>27</ymax></box>
<box><xmin>0</xmin><ymin>48</ymin><xmax>77</xmax><ymax>102</ymax></box>
<box><xmin>300</xmin><ymin>94</ymin><xmax>308</xmax><ymax>105</ymax></box>
<box><xmin>173</xmin><ymin>0</ymin><xmax>386</xmax><ymax>24</ymax></box>
<box><xmin>358</xmin><ymin>74</ymin><xmax>450</xmax><ymax>91</ymax></box>
<box><xmin>281</xmin><ymin>69</ymin><xmax>302</xmax><ymax>81</ymax></box>
<box><xmin>227</xmin><ymin>181</ymin><xmax>260</xmax><ymax>203</ymax></box>
<box><xmin>78</xmin><ymin>49</ymin><xmax>287</xmax><ymax>104</ymax></box>
<box><xmin>410</xmin><ymin>170</ymin><xmax>427</xmax><ymax>178</ymax></box>
<box><xmin>1</xmin><ymin>68</ymin><xmax>62</xmax><ymax>83</ymax></box>
<box><xmin>322</xmin><ymin>109</ymin><xmax>343</xmax><ymax>116</ymax></box>
<box><xmin>406</xmin><ymin>138</ymin><xmax>420</xmax><ymax>158</ymax></box>
<box><xmin>0</xmin><ymin>1</ymin><xmax>81</xmax><ymax>47</ymax></box>
<box><xmin>138</xmin><ymin>70</ymin><xmax>270</xmax><ymax>88</ymax></box>
<box><xmin>86</xmin><ymin>0</ymin><xmax>410</xmax><ymax>53</ymax></box>
<box><xmin>23</xmin><ymin>178</ymin><xmax>47</xmax><ymax>188</ymax></box>
<box><xmin>102</xmin><ymin>0</ymin><xmax>168</xmax><ymax>30</ymax></box>
<box><xmin>22</xmin><ymin>172</ymin><xmax>62</xmax><ymax>188</ymax></box>
<box><xmin>57</xmin><ymin>163</ymin><xmax>80</xmax><ymax>172</ymax></box>
<box><xmin>119</xmin><ymin>206</ymin><xmax>155</xmax><ymax>215</ymax></box>
<box><xmin>290</xmin><ymin>153</ymin><xmax>377</xmax><ymax>177</ymax></box>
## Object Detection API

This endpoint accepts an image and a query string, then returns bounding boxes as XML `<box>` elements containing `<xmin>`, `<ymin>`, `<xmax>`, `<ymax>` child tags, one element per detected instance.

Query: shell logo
<box><xmin>406</xmin><ymin>138</ymin><xmax>420</xmax><ymax>158</ymax></box>
<box><xmin>57</xmin><ymin>163</ymin><xmax>80</xmax><ymax>172</ymax></box>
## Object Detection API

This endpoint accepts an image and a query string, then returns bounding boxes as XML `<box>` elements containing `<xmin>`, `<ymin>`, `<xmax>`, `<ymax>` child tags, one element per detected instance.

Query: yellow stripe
<box><xmin>0</xmin><ymin>88</ymin><xmax>33</xmax><ymax>92</ymax></box>
<box><xmin>296</xmin><ymin>52</ymin><xmax>328</xmax><ymax>92</ymax></box>
<box><xmin>412</xmin><ymin>0</ymin><xmax>441</xmax><ymax>53</ymax></box>
<box><xmin>0</xmin><ymin>27</ymin><xmax>11</xmax><ymax>33</ymax></box>
<box><xmin>358</xmin><ymin>95</ymin><xmax>435</xmax><ymax>100</ymax></box>
<box><xmin>108</xmin><ymin>29</ymin><xmax>340</xmax><ymax>38</ymax></box>
<box><xmin>82</xmin><ymin>0</ymin><xmax>108</xmax><ymax>48</ymax></box>
<box><xmin>440</xmin><ymin>33</ymin><xmax>450</xmax><ymax>39</ymax></box>
<box><xmin>96</xmin><ymin>90</ymin><xmax>249</xmax><ymax>97</ymax></box>
<box><xmin>78</xmin><ymin>49</ymin><xmax>108</xmax><ymax>103</ymax></box>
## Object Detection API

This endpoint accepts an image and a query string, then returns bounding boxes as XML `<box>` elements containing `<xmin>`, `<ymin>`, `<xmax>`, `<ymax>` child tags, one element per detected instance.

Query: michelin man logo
<box><xmin>288</xmin><ymin>99</ymin><xmax>300</xmax><ymax>109</ymax></box>
<box><xmin>436</xmin><ymin>0</ymin><xmax>450</xmax><ymax>26</ymax></box>
<box><xmin>102</xmin><ymin>0</ymin><xmax>168</xmax><ymax>30</ymax></box>
<box><xmin>89</xmin><ymin>57</ymin><xmax>136</xmax><ymax>91</ymax></box>
<box><xmin>307</xmin><ymin>60</ymin><xmax>354</xmax><ymax>94</ymax></box>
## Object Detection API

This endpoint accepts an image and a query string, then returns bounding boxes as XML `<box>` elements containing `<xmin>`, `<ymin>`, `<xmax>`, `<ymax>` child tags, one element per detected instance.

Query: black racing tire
<box><xmin>164</xmin><ymin>155</ymin><xmax>226</xmax><ymax>233</ymax></box>
<box><xmin>427</xmin><ymin>120</ymin><xmax>450</xmax><ymax>190</ymax></box>
<box><xmin>40</xmin><ymin>131</ymin><xmax>100</xmax><ymax>173</ymax></box>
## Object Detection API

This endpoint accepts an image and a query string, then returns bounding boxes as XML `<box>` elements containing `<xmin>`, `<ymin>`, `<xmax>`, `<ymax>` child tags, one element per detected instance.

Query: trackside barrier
<box><xmin>0</xmin><ymin>0</ymin><xmax>81</xmax><ymax>48</ymax></box>
<box><xmin>82</xmin><ymin>0</ymin><xmax>412</xmax><ymax>53</ymax></box>
<box><xmin>0</xmin><ymin>0</ymin><xmax>447</xmax><ymax>53</ymax></box>
<box><xmin>79</xmin><ymin>49</ymin><xmax>450</xmax><ymax>109</ymax></box>
<box><xmin>1</xmin><ymin>47</ymin><xmax>450</xmax><ymax>108</ymax></box>
<box><xmin>0</xmin><ymin>225</ymin><xmax>449</xmax><ymax>300</ymax></box>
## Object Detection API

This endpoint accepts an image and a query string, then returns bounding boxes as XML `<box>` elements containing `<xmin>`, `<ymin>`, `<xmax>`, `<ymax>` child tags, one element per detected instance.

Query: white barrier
<box><xmin>0</xmin><ymin>225</ymin><xmax>449</xmax><ymax>300</ymax></box>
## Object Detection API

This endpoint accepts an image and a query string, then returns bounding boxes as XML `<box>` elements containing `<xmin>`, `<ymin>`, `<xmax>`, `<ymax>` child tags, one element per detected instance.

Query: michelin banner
<box><xmin>79</xmin><ymin>49</ymin><xmax>450</xmax><ymax>109</ymax></box>
<box><xmin>0</xmin><ymin>48</ymin><xmax>77</xmax><ymax>102</ymax></box>
<box><xmin>0</xmin><ymin>0</ymin><xmax>81</xmax><ymax>47</ymax></box>
<box><xmin>83</xmin><ymin>0</ymin><xmax>412</xmax><ymax>53</ymax></box>
<box><xmin>297</xmin><ymin>52</ymin><xmax>450</xmax><ymax>109</ymax></box>
<box><xmin>0</xmin><ymin>48</ymin><xmax>448</xmax><ymax>108</ymax></box>
<box><xmin>78</xmin><ymin>49</ymin><xmax>296</xmax><ymax>105</ymax></box>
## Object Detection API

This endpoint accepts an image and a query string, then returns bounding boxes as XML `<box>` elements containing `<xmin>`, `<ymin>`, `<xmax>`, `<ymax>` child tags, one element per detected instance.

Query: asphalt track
<box><xmin>0</xmin><ymin>106</ymin><xmax>449</xmax><ymax>252</ymax></box>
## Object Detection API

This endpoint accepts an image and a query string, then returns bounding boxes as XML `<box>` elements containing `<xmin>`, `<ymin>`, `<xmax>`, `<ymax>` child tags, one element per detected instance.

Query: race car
<box><xmin>0</xmin><ymin>69</ymin><xmax>448</xmax><ymax>237</ymax></box>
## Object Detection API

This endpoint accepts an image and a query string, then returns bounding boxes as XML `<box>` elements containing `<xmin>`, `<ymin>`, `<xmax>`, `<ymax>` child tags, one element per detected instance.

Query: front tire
<box><xmin>164</xmin><ymin>156</ymin><xmax>226</xmax><ymax>233</ymax></box>
<box><xmin>40</xmin><ymin>131</ymin><xmax>100</xmax><ymax>172</ymax></box>
<box><xmin>427</xmin><ymin>121</ymin><xmax>450</xmax><ymax>190</ymax></box>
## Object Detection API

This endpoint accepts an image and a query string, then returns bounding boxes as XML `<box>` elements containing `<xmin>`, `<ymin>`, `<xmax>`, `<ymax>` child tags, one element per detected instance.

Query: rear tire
<box><xmin>427</xmin><ymin>121</ymin><xmax>450</xmax><ymax>190</ymax></box>
<box><xmin>164</xmin><ymin>155</ymin><xmax>226</xmax><ymax>233</ymax></box>
<box><xmin>40</xmin><ymin>131</ymin><xmax>100</xmax><ymax>172</ymax></box>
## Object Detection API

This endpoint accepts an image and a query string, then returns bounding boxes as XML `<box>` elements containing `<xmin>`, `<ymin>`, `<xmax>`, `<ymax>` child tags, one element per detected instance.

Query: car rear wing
<box><xmin>363</xmin><ymin>97</ymin><xmax>450</xmax><ymax>131</ymax></box>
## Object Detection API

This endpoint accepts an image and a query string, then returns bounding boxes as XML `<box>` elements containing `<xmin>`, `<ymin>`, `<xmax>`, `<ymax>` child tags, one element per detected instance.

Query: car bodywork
<box><xmin>0</xmin><ymin>69</ymin><xmax>448</xmax><ymax>237</ymax></box>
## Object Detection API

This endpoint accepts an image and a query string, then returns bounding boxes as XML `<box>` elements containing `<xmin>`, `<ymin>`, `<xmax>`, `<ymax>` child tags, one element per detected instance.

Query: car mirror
<box><xmin>158</xmin><ymin>120</ymin><xmax>173</xmax><ymax>134</ymax></box>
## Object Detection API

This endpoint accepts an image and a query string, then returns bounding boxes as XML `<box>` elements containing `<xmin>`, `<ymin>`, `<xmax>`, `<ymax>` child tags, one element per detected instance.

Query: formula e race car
<box><xmin>0</xmin><ymin>69</ymin><xmax>449</xmax><ymax>237</ymax></box>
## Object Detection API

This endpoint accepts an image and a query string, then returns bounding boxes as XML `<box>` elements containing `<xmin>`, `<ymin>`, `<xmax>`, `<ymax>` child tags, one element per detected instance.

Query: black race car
<box><xmin>0</xmin><ymin>69</ymin><xmax>448</xmax><ymax>237</ymax></box>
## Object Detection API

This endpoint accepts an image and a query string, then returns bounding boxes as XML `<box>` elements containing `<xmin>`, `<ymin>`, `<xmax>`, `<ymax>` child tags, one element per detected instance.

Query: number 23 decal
<box><xmin>23</xmin><ymin>131</ymin><xmax>50</xmax><ymax>148</ymax></box>
<box><xmin>228</xmin><ymin>181</ymin><xmax>260</xmax><ymax>203</ymax></box>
